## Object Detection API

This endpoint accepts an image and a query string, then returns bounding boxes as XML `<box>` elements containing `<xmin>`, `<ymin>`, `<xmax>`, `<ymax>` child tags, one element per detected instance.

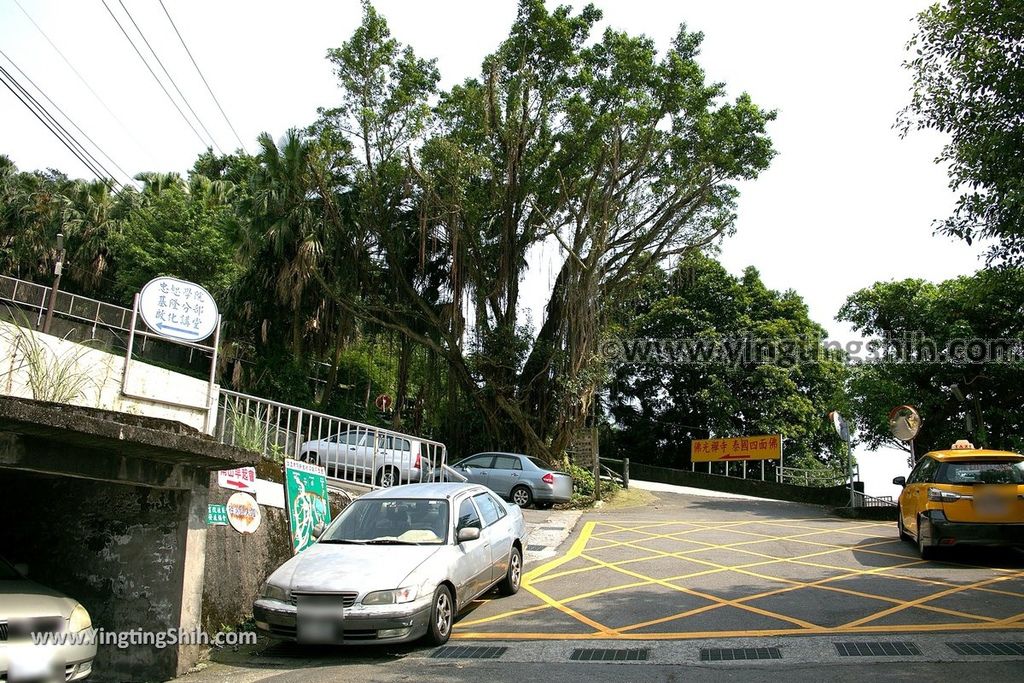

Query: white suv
<box><xmin>299</xmin><ymin>429</ymin><xmax>427</xmax><ymax>487</ymax></box>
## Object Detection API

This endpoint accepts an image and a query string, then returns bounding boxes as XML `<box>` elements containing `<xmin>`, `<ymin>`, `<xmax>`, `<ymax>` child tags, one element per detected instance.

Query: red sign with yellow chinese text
<box><xmin>691</xmin><ymin>435</ymin><xmax>782</xmax><ymax>462</ymax></box>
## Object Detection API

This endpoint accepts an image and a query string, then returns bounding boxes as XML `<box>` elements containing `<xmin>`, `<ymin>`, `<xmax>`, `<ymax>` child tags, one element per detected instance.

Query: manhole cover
<box><xmin>431</xmin><ymin>646</ymin><xmax>507</xmax><ymax>660</ymax></box>
<box><xmin>700</xmin><ymin>647</ymin><xmax>782</xmax><ymax>661</ymax></box>
<box><xmin>835</xmin><ymin>642</ymin><xmax>921</xmax><ymax>657</ymax></box>
<box><xmin>947</xmin><ymin>642</ymin><xmax>1024</xmax><ymax>656</ymax></box>
<box><xmin>569</xmin><ymin>648</ymin><xmax>649</xmax><ymax>662</ymax></box>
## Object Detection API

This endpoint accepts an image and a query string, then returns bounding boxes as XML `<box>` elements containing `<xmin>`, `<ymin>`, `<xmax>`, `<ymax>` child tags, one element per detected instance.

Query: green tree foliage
<box><xmin>0</xmin><ymin>1</ymin><xmax>780</xmax><ymax>460</ymax></box>
<box><xmin>900</xmin><ymin>0</ymin><xmax>1024</xmax><ymax>263</ymax></box>
<box><xmin>607</xmin><ymin>254</ymin><xmax>850</xmax><ymax>473</ymax></box>
<box><xmin>323</xmin><ymin>0</ymin><xmax>776</xmax><ymax>459</ymax></box>
<box><xmin>110</xmin><ymin>172</ymin><xmax>239</xmax><ymax>301</ymax></box>
<box><xmin>838</xmin><ymin>268</ymin><xmax>1024</xmax><ymax>454</ymax></box>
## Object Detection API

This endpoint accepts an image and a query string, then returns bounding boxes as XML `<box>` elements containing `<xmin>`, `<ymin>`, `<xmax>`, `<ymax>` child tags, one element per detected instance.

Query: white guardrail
<box><xmin>776</xmin><ymin>464</ymin><xmax>860</xmax><ymax>488</ymax></box>
<box><xmin>216</xmin><ymin>389</ymin><xmax>448</xmax><ymax>489</ymax></box>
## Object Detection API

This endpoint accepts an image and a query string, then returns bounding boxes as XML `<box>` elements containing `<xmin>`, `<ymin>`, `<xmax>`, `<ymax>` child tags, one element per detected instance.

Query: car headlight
<box><xmin>261</xmin><ymin>582</ymin><xmax>289</xmax><ymax>602</ymax></box>
<box><xmin>362</xmin><ymin>587</ymin><xmax>417</xmax><ymax>605</ymax></box>
<box><xmin>69</xmin><ymin>603</ymin><xmax>92</xmax><ymax>633</ymax></box>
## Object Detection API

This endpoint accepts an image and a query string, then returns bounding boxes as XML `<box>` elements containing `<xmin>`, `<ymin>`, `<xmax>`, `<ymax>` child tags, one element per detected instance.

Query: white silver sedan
<box><xmin>254</xmin><ymin>483</ymin><xmax>527</xmax><ymax>645</ymax></box>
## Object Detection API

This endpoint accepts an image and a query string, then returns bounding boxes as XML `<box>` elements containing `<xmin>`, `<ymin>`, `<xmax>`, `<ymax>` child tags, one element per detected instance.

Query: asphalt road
<box><xmin>176</xmin><ymin>489</ymin><xmax>1024</xmax><ymax>682</ymax></box>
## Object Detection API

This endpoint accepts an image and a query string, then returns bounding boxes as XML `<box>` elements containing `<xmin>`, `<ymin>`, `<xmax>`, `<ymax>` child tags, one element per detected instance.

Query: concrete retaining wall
<box><xmin>0</xmin><ymin>320</ymin><xmax>216</xmax><ymax>433</ymax></box>
<box><xmin>629</xmin><ymin>462</ymin><xmax>864</xmax><ymax>507</ymax></box>
<box><xmin>0</xmin><ymin>471</ymin><xmax>196</xmax><ymax>681</ymax></box>
<box><xmin>201</xmin><ymin>462</ymin><xmax>352</xmax><ymax>632</ymax></box>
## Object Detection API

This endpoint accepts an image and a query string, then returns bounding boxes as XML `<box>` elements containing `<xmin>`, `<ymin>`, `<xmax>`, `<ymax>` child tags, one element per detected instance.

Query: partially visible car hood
<box><xmin>270</xmin><ymin>543</ymin><xmax>442</xmax><ymax>595</ymax></box>
<box><xmin>0</xmin><ymin>580</ymin><xmax>76</xmax><ymax>619</ymax></box>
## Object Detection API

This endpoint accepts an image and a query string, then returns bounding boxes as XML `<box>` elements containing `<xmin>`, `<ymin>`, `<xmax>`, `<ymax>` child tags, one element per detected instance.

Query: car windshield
<box><xmin>937</xmin><ymin>460</ymin><xmax>1024</xmax><ymax>485</ymax></box>
<box><xmin>525</xmin><ymin>456</ymin><xmax>548</xmax><ymax>470</ymax></box>
<box><xmin>0</xmin><ymin>557</ymin><xmax>21</xmax><ymax>580</ymax></box>
<box><xmin>319</xmin><ymin>498</ymin><xmax>449</xmax><ymax>545</ymax></box>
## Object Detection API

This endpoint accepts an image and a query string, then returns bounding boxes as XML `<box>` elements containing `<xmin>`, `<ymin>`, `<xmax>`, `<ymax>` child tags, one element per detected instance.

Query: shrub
<box><xmin>563</xmin><ymin>458</ymin><xmax>620</xmax><ymax>506</ymax></box>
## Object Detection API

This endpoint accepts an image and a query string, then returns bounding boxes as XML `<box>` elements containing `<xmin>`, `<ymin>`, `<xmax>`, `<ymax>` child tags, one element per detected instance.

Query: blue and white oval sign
<box><xmin>138</xmin><ymin>276</ymin><xmax>219</xmax><ymax>342</ymax></box>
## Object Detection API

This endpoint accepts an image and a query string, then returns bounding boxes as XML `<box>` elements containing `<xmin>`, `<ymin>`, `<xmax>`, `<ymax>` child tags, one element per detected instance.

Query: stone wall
<box><xmin>200</xmin><ymin>462</ymin><xmax>352</xmax><ymax>632</ymax></box>
<box><xmin>0</xmin><ymin>470</ymin><xmax>193</xmax><ymax>681</ymax></box>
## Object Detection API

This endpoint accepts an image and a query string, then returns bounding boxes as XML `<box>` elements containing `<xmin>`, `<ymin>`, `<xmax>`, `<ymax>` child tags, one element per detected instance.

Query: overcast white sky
<box><xmin>1</xmin><ymin>1</ymin><xmax>987</xmax><ymax>495</ymax></box>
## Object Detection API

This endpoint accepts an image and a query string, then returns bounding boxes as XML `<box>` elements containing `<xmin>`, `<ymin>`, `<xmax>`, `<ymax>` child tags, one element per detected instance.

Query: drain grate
<box><xmin>431</xmin><ymin>645</ymin><xmax>507</xmax><ymax>660</ymax></box>
<box><xmin>947</xmin><ymin>642</ymin><xmax>1024</xmax><ymax>656</ymax></box>
<box><xmin>569</xmin><ymin>648</ymin><xmax>649</xmax><ymax>662</ymax></box>
<box><xmin>526</xmin><ymin>544</ymin><xmax>546</xmax><ymax>551</ymax></box>
<box><xmin>835</xmin><ymin>642</ymin><xmax>921</xmax><ymax>657</ymax></box>
<box><xmin>539</xmin><ymin>526</ymin><xmax>565</xmax><ymax>531</ymax></box>
<box><xmin>700</xmin><ymin>647</ymin><xmax>782</xmax><ymax>661</ymax></box>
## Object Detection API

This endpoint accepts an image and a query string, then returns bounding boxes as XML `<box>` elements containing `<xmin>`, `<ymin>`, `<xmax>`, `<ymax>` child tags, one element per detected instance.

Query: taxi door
<box><xmin>901</xmin><ymin>456</ymin><xmax>939</xmax><ymax>533</ymax></box>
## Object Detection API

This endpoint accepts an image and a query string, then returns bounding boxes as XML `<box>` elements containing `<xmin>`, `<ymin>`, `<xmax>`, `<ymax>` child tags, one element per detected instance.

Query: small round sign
<box><xmin>138</xmin><ymin>276</ymin><xmax>219</xmax><ymax>342</ymax></box>
<box><xmin>375</xmin><ymin>393</ymin><xmax>393</xmax><ymax>411</ymax></box>
<box><xmin>226</xmin><ymin>492</ymin><xmax>261</xmax><ymax>534</ymax></box>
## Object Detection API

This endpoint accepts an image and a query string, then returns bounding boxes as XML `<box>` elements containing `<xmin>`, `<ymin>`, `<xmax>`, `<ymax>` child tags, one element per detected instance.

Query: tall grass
<box><xmin>226</xmin><ymin>401</ymin><xmax>285</xmax><ymax>462</ymax></box>
<box><xmin>0</xmin><ymin>310</ymin><xmax>97</xmax><ymax>404</ymax></box>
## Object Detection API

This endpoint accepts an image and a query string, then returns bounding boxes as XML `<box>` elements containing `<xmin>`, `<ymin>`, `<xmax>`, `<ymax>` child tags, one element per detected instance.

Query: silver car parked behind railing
<box><xmin>299</xmin><ymin>428</ymin><xmax>428</xmax><ymax>488</ymax></box>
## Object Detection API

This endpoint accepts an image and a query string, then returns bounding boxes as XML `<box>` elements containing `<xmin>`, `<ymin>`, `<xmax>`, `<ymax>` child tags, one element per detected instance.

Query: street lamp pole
<box><xmin>42</xmin><ymin>233</ymin><xmax>65</xmax><ymax>334</ymax></box>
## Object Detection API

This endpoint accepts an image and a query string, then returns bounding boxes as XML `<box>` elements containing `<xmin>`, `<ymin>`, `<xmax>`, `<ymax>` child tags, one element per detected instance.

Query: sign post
<box><xmin>122</xmin><ymin>276</ymin><xmax>223</xmax><ymax>434</ymax></box>
<box><xmin>284</xmin><ymin>458</ymin><xmax>332</xmax><ymax>554</ymax></box>
<box><xmin>830</xmin><ymin>411</ymin><xmax>855</xmax><ymax>507</ymax></box>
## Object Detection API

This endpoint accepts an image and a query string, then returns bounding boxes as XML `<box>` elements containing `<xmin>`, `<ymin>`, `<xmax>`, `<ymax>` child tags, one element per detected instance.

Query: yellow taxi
<box><xmin>894</xmin><ymin>440</ymin><xmax>1024</xmax><ymax>559</ymax></box>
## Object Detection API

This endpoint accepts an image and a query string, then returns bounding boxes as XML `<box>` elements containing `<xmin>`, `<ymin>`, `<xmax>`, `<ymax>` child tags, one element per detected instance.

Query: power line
<box><xmin>0</xmin><ymin>64</ymin><xmax>121</xmax><ymax>194</ymax></box>
<box><xmin>0</xmin><ymin>48</ymin><xmax>135</xmax><ymax>187</ymax></box>
<box><xmin>99</xmin><ymin>0</ymin><xmax>213</xmax><ymax>152</ymax></box>
<box><xmin>158</xmin><ymin>0</ymin><xmax>248</xmax><ymax>154</ymax></box>
<box><xmin>114</xmin><ymin>0</ymin><xmax>225</xmax><ymax>155</ymax></box>
<box><xmin>0</xmin><ymin>63</ymin><xmax>115</xmax><ymax>187</ymax></box>
<box><xmin>11</xmin><ymin>0</ymin><xmax>153</xmax><ymax>162</ymax></box>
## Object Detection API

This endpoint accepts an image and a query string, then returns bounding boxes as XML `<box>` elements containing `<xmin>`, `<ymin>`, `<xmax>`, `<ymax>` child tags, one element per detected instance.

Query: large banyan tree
<box><xmin>316</xmin><ymin>0</ymin><xmax>776</xmax><ymax>459</ymax></box>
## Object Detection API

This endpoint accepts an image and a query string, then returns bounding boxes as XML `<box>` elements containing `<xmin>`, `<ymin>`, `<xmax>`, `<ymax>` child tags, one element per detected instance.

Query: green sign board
<box><xmin>284</xmin><ymin>458</ymin><xmax>332</xmax><ymax>553</ymax></box>
<box><xmin>207</xmin><ymin>503</ymin><xmax>229</xmax><ymax>526</ymax></box>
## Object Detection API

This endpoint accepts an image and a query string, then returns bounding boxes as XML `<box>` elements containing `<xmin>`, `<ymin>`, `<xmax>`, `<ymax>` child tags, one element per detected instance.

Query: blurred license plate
<box><xmin>296</xmin><ymin>595</ymin><xmax>344</xmax><ymax>644</ymax></box>
<box><xmin>974</xmin><ymin>496</ymin><xmax>1009</xmax><ymax>516</ymax></box>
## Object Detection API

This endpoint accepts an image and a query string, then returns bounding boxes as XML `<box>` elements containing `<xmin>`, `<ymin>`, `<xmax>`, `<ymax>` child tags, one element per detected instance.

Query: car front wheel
<box><xmin>425</xmin><ymin>585</ymin><xmax>454</xmax><ymax>645</ymax></box>
<box><xmin>377</xmin><ymin>466</ymin><xmax>399</xmax><ymax>488</ymax></box>
<box><xmin>498</xmin><ymin>547</ymin><xmax>522</xmax><ymax>596</ymax></box>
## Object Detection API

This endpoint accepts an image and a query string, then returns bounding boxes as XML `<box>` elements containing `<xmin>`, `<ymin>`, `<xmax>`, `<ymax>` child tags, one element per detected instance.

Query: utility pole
<box><xmin>42</xmin><ymin>233</ymin><xmax>65</xmax><ymax>334</ymax></box>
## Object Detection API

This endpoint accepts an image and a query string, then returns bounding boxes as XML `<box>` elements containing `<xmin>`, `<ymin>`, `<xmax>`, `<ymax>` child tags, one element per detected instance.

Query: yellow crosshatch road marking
<box><xmin>452</xmin><ymin>518</ymin><xmax>1024</xmax><ymax>641</ymax></box>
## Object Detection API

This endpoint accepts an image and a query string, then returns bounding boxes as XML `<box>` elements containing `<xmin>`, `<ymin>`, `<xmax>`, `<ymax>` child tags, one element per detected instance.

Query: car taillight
<box><xmin>542</xmin><ymin>472</ymin><xmax>555</xmax><ymax>485</ymax></box>
<box><xmin>928</xmin><ymin>487</ymin><xmax>961</xmax><ymax>503</ymax></box>
<box><xmin>414</xmin><ymin>450</ymin><xmax>421</xmax><ymax>469</ymax></box>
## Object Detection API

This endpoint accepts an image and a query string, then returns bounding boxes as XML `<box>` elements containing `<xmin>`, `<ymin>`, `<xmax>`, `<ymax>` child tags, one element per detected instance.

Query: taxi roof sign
<box><xmin>951</xmin><ymin>439</ymin><xmax>975</xmax><ymax>450</ymax></box>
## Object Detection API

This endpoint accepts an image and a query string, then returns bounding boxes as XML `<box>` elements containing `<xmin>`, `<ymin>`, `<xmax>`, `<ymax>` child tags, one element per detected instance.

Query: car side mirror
<box><xmin>457</xmin><ymin>527</ymin><xmax>480</xmax><ymax>543</ymax></box>
<box><xmin>892</xmin><ymin>476</ymin><xmax>906</xmax><ymax>487</ymax></box>
<box><xmin>13</xmin><ymin>563</ymin><xmax>28</xmax><ymax>577</ymax></box>
<box><xmin>312</xmin><ymin>523</ymin><xmax>326</xmax><ymax>540</ymax></box>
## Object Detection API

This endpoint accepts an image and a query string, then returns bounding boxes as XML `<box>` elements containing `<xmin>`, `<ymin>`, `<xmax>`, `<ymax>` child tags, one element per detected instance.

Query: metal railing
<box><xmin>853</xmin><ymin>491</ymin><xmax>896</xmax><ymax>507</ymax></box>
<box><xmin>0</xmin><ymin>274</ymin><xmax>133</xmax><ymax>340</ymax></box>
<box><xmin>216</xmin><ymin>389</ymin><xmax>448</xmax><ymax>489</ymax></box>
<box><xmin>691</xmin><ymin>458</ymin><xmax>777</xmax><ymax>482</ymax></box>
<box><xmin>776</xmin><ymin>465</ymin><xmax>861</xmax><ymax>488</ymax></box>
